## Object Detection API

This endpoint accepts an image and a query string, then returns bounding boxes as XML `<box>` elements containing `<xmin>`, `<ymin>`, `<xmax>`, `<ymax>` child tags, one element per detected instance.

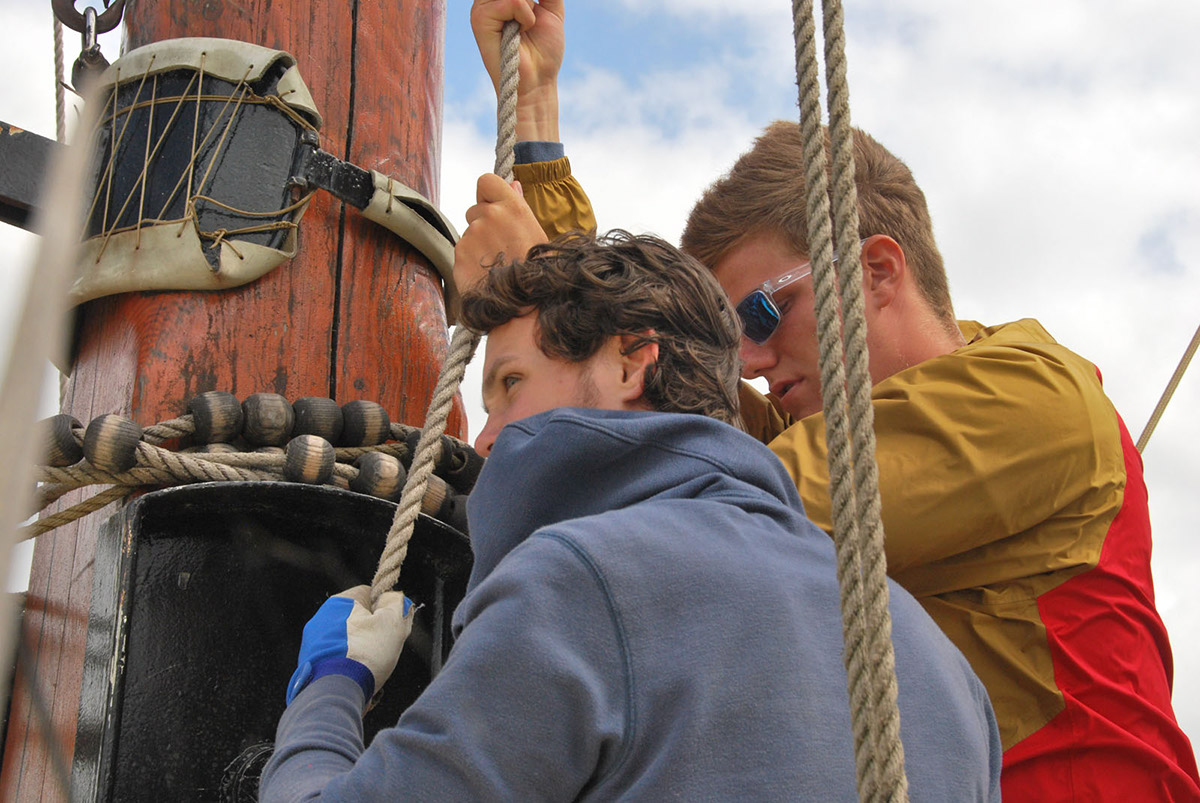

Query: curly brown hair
<box><xmin>459</xmin><ymin>230</ymin><xmax>742</xmax><ymax>426</ymax></box>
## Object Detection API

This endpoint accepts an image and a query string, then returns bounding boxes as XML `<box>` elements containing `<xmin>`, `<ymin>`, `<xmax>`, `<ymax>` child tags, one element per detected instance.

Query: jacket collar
<box><xmin>465</xmin><ymin>408</ymin><xmax>804</xmax><ymax>590</ymax></box>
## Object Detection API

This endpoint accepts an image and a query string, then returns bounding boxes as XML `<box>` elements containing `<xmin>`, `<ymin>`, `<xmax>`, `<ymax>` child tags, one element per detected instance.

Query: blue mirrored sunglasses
<box><xmin>734</xmin><ymin>263</ymin><xmax>815</xmax><ymax>345</ymax></box>
<box><xmin>734</xmin><ymin>241</ymin><xmax>863</xmax><ymax>344</ymax></box>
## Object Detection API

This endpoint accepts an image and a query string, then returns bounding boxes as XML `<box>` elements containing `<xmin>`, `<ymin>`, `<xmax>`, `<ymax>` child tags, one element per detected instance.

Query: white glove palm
<box><xmin>286</xmin><ymin>585</ymin><xmax>415</xmax><ymax>707</ymax></box>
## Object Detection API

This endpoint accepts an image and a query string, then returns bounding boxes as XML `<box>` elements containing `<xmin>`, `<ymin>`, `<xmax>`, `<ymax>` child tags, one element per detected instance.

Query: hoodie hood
<box><xmin>465</xmin><ymin>408</ymin><xmax>805</xmax><ymax>591</ymax></box>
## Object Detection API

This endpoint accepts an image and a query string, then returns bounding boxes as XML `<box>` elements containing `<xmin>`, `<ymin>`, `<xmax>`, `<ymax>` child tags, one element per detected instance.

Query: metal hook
<box><xmin>70</xmin><ymin>4</ymin><xmax>112</xmax><ymax>93</ymax></box>
<box><xmin>52</xmin><ymin>0</ymin><xmax>127</xmax><ymax>35</ymax></box>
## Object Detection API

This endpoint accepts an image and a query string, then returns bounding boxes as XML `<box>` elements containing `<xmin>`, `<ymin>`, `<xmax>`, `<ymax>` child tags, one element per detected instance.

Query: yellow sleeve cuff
<box><xmin>515</xmin><ymin>156</ymin><xmax>598</xmax><ymax>240</ymax></box>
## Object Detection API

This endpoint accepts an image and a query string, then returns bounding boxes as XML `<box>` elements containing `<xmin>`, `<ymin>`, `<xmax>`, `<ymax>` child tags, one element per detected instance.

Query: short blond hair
<box><xmin>682</xmin><ymin>122</ymin><xmax>956</xmax><ymax>327</ymax></box>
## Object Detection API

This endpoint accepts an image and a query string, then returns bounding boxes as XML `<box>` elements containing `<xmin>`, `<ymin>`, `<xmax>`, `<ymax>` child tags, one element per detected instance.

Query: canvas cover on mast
<box><xmin>72</xmin><ymin>38</ymin><xmax>323</xmax><ymax>304</ymax></box>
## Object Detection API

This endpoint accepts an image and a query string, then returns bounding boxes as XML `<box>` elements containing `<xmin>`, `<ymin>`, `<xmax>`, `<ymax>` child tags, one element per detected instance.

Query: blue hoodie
<box><xmin>262</xmin><ymin>409</ymin><xmax>1001</xmax><ymax>801</ymax></box>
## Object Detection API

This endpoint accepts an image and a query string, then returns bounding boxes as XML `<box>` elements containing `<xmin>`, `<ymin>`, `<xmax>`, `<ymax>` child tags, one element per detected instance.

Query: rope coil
<box><xmin>28</xmin><ymin>407</ymin><xmax>477</xmax><ymax>542</ymax></box>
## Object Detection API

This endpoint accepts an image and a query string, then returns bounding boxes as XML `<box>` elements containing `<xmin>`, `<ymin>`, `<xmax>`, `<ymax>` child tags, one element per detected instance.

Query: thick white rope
<box><xmin>792</xmin><ymin>0</ymin><xmax>908</xmax><ymax>799</ymax></box>
<box><xmin>54</xmin><ymin>16</ymin><xmax>66</xmax><ymax>143</ymax></box>
<box><xmin>369</xmin><ymin>20</ymin><xmax>520</xmax><ymax>606</ymax></box>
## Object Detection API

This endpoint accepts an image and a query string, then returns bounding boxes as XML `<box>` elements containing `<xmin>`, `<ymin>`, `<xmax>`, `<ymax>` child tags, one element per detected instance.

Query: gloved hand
<box><xmin>286</xmin><ymin>585</ymin><xmax>415</xmax><ymax>707</ymax></box>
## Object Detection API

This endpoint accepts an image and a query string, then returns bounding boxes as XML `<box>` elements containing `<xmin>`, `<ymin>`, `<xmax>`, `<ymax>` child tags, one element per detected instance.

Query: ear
<box><xmin>861</xmin><ymin>235</ymin><xmax>905</xmax><ymax>311</ymax></box>
<box><xmin>616</xmin><ymin>332</ymin><xmax>660</xmax><ymax>405</ymax></box>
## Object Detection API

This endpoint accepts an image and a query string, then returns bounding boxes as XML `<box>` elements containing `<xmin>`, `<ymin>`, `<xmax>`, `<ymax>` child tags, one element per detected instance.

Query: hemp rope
<box><xmin>53</xmin><ymin>16</ymin><xmax>66</xmax><ymax>143</ymax></box>
<box><xmin>368</xmin><ymin>21</ymin><xmax>519</xmax><ymax>607</ymax></box>
<box><xmin>54</xmin><ymin>15</ymin><xmax>69</xmax><ymax>406</ymax></box>
<box><xmin>792</xmin><ymin>0</ymin><xmax>908</xmax><ymax>800</ymax></box>
<box><xmin>1136</xmin><ymin>322</ymin><xmax>1200</xmax><ymax>454</ymax></box>
<box><xmin>27</xmin><ymin>417</ymin><xmax>438</xmax><ymax>541</ymax></box>
<box><xmin>823</xmin><ymin>1</ymin><xmax>907</xmax><ymax>795</ymax></box>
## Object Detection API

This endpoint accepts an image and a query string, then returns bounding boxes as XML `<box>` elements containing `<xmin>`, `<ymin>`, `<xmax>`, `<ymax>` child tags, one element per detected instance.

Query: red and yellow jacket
<box><xmin>523</xmin><ymin>158</ymin><xmax>1199</xmax><ymax>799</ymax></box>
<box><xmin>757</xmin><ymin>319</ymin><xmax>1199</xmax><ymax>799</ymax></box>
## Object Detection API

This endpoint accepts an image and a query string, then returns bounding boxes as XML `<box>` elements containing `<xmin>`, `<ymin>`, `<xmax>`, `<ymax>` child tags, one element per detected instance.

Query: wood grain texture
<box><xmin>2</xmin><ymin>2</ymin><xmax>462</xmax><ymax>797</ymax></box>
<box><xmin>335</xmin><ymin>0</ymin><xmax>466</xmax><ymax>435</ymax></box>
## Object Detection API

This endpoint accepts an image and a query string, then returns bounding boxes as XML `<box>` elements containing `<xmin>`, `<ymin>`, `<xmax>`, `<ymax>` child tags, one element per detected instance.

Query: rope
<box><xmin>792</xmin><ymin>1</ymin><xmax>908</xmax><ymax>800</ymax></box>
<box><xmin>25</xmin><ymin>410</ymin><xmax>470</xmax><ymax>540</ymax></box>
<box><xmin>371</xmin><ymin>328</ymin><xmax>479</xmax><ymax>603</ymax></box>
<box><xmin>53</xmin><ymin>14</ymin><xmax>68</xmax><ymax>407</ymax></box>
<box><xmin>493</xmin><ymin>22</ymin><xmax>520</xmax><ymax>185</ymax></box>
<box><xmin>368</xmin><ymin>20</ymin><xmax>520</xmax><ymax>607</ymax></box>
<box><xmin>822</xmin><ymin>0</ymin><xmax>907</xmax><ymax>796</ymax></box>
<box><xmin>1137</xmin><ymin>322</ymin><xmax>1200</xmax><ymax>453</ymax></box>
<box><xmin>142</xmin><ymin>416</ymin><xmax>197</xmax><ymax>444</ymax></box>
<box><xmin>53</xmin><ymin>16</ymin><xmax>66</xmax><ymax>143</ymax></box>
<box><xmin>24</xmin><ymin>485</ymin><xmax>131</xmax><ymax>540</ymax></box>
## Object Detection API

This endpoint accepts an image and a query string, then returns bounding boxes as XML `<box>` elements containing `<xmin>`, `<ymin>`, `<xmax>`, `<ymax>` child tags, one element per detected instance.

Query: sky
<box><xmin>2</xmin><ymin>0</ymin><xmax>1198</xmax><ymax>748</ymax></box>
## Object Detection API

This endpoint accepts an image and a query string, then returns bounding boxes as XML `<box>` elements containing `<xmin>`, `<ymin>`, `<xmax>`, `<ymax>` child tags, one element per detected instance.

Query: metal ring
<box><xmin>52</xmin><ymin>0</ymin><xmax>126</xmax><ymax>35</ymax></box>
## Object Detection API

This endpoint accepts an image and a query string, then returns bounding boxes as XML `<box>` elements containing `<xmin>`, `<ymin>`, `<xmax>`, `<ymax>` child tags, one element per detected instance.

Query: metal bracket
<box><xmin>287</xmin><ymin>132</ymin><xmax>375</xmax><ymax>210</ymax></box>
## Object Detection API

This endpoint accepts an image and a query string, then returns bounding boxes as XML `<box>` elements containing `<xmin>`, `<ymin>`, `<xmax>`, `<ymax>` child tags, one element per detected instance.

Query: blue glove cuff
<box><xmin>286</xmin><ymin>656</ymin><xmax>375</xmax><ymax>706</ymax></box>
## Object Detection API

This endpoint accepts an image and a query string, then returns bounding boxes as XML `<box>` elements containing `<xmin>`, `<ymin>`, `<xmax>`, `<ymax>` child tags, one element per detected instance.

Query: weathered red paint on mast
<box><xmin>1</xmin><ymin>2</ymin><xmax>462</xmax><ymax>798</ymax></box>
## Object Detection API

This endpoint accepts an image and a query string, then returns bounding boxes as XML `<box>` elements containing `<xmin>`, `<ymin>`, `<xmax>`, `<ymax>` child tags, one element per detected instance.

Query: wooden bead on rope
<box><xmin>293</xmin><ymin>397</ymin><xmax>344</xmax><ymax>444</ymax></box>
<box><xmin>83</xmin><ymin>414</ymin><xmax>143</xmax><ymax>473</ymax></box>
<box><xmin>41</xmin><ymin>414</ymin><xmax>83</xmax><ymax>466</ymax></box>
<box><xmin>188</xmin><ymin>391</ymin><xmax>244</xmax><ymax>444</ymax></box>
<box><xmin>350</xmin><ymin>452</ymin><xmax>406</xmax><ymax>501</ymax></box>
<box><xmin>284</xmin><ymin>435</ymin><xmax>335</xmax><ymax>484</ymax></box>
<box><xmin>241</xmin><ymin>393</ymin><xmax>295</xmax><ymax>447</ymax></box>
<box><xmin>340</xmin><ymin>400</ymin><xmax>390</xmax><ymax>447</ymax></box>
<box><xmin>421</xmin><ymin>473</ymin><xmax>470</xmax><ymax>535</ymax></box>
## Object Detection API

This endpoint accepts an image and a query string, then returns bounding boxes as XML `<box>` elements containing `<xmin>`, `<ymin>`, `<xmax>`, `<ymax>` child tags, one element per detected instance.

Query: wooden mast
<box><xmin>1</xmin><ymin>2</ymin><xmax>462</xmax><ymax>799</ymax></box>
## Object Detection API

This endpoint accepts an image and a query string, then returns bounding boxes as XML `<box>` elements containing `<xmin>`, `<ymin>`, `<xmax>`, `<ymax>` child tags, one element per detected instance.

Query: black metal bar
<box><xmin>432</xmin><ymin>575</ymin><xmax>445</xmax><ymax>677</ymax></box>
<box><xmin>289</xmin><ymin>135</ymin><xmax>375</xmax><ymax>211</ymax></box>
<box><xmin>0</xmin><ymin>122</ymin><xmax>60</xmax><ymax>231</ymax></box>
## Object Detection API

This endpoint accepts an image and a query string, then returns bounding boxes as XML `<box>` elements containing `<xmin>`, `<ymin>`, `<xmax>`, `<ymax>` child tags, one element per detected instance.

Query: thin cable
<box><xmin>53</xmin><ymin>16</ymin><xmax>66</xmax><ymax>143</ymax></box>
<box><xmin>1137</xmin><ymin>322</ymin><xmax>1200</xmax><ymax>453</ymax></box>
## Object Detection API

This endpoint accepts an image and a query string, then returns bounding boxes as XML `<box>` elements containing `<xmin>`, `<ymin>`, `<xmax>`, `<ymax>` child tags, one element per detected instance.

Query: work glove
<box><xmin>286</xmin><ymin>585</ymin><xmax>415</xmax><ymax>707</ymax></box>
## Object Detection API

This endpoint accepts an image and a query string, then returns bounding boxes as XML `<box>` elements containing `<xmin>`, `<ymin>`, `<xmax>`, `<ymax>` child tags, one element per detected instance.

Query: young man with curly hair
<box><xmin>261</xmin><ymin>230</ymin><xmax>1000</xmax><ymax>801</ymax></box>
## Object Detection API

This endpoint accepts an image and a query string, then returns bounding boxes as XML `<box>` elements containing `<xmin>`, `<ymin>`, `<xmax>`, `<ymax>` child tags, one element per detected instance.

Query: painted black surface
<box><xmin>72</xmin><ymin>482</ymin><xmax>472</xmax><ymax>802</ymax></box>
<box><xmin>0</xmin><ymin>121</ymin><xmax>58</xmax><ymax>231</ymax></box>
<box><xmin>85</xmin><ymin>66</ymin><xmax>308</xmax><ymax>270</ymax></box>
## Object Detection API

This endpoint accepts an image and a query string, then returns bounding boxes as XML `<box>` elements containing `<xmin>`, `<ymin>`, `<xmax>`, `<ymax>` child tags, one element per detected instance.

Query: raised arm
<box><xmin>471</xmin><ymin>0</ymin><xmax>565</xmax><ymax>142</ymax></box>
<box><xmin>467</xmin><ymin>0</ymin><xmax>597</xmax><ymax>250</ymax></box>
